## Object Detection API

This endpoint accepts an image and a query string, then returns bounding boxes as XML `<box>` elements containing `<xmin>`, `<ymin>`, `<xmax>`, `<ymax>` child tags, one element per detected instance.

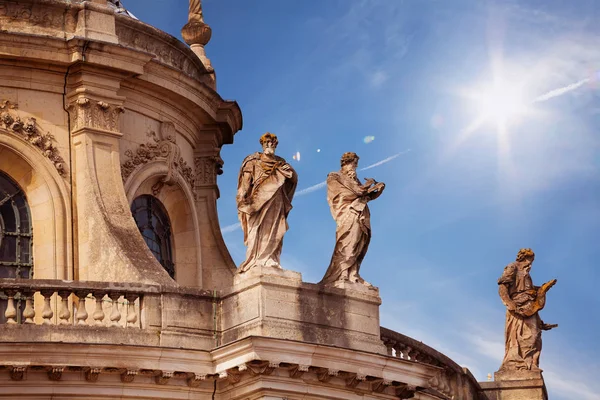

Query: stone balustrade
<box><xmin>381</xmin><ymin>327</ymin><xmax>485</xmax><ymax>400</ymax></box>
<box><xmin>0</xmin><ymin>279</ymin><xmax>148</xmax><ymax>327</ymax></box>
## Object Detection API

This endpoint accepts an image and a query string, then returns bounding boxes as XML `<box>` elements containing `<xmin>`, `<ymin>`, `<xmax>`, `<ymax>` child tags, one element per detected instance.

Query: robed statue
<box><xmin>321</xmin><ymin>152</ymin><xmax>385</xmax><ymax>286</ymax></box>
<box><xmin>497</xmin><ymin>248</ymin><xmax>557</xmax><ymax>372</ymax></box>
<box><xmin>236</xmin><ymin>133</ymin><xmax>297</xmax><ymax>272</ymax></box>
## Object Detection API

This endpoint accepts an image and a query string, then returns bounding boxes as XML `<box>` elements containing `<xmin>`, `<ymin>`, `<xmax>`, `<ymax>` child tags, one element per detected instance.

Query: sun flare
<box><xmin>475</xmin><ymin>81</ymin><xmax>527</xmax><ymax>126</ymax></box>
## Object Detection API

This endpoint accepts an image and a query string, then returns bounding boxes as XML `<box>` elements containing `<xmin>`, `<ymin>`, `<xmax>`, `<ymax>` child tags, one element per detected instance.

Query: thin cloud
<box><xmin>360</xmin><ymin>149</ymin><xmax>411</xmax><ymax>171</ymax></box>
<box><xmin>533</xmin><ymin>78</ymin><xmax>591</xmax><ymax>103</ymax></box>
<box><xmin>221</xmin><ymin>222</ymin><xmax>241</xmax><ymax>234</ymax></box>
<box><xmin>296</xmin><ymin>181</ymin><xmax>327</xmax><ymax>196</ymax></box>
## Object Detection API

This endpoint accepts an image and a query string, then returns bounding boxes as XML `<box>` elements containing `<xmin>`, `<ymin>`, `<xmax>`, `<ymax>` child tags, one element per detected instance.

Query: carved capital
<box><xmin>0</xmin><ymin>100</ymin><xmax>66</xmax><ymax>176</ymax></box>
<box><xmin>67</xmin><ymin>97</ymin><xmax>124</xmax><ymax>134</ymax></box>
<box><xmin>9</xmin><ymin>365</ymin><xmax>26</xmax><ymax>381</ymax></box>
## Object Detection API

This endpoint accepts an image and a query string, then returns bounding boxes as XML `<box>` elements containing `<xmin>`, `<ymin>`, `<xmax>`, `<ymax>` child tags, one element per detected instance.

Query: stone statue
<box><xmin>236</xmin><ymin>133</ymin><xmax>297</xmax><ymax>272</ymax></box>
<box><xmin>188</xmin><ymin>0</ymin><xmax>204</xmax><ymax>22</ymax></box>
<box><xmin>497</xmin><ymin>248</ymin><xmax>557</xmax><ymax>373</ymax></box>
<box><xmin>320</xmin><ymin>152</ymin><xmax>385</xmax><ymax>286</ymax></box>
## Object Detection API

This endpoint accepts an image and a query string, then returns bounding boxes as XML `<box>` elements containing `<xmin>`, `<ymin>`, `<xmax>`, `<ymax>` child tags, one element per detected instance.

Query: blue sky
<box><xmin>124</xmin><ymin>1</ymin><xmax>600</xmax><ymax>399</ymax></box>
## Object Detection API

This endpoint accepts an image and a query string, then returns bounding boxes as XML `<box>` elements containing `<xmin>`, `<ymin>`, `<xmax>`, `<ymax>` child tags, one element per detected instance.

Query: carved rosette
<box><xmin>67</xmin><ymin>98</ymin><xmax>125</xmax><ymax>134</ymax></box>
<box><xmin>0</xmin><ymin>100</ymin><xmax>67</xmax><ymax>176</ymax></box>
<box><xmin>193</xmin><ymin>155</ymin><xmax>223</xmax><ymax>186</ymax></box>
<box><xmin>121</xmin><ymin>122</ymin><xmax>195</xmax><ymax>191</ymax></box>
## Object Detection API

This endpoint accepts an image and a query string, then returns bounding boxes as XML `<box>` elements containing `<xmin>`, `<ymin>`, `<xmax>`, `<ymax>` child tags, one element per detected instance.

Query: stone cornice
<box><xmin>0</xmin><ymin>337</ymin><xmax>432</xmax><ymax>398</ymax></box>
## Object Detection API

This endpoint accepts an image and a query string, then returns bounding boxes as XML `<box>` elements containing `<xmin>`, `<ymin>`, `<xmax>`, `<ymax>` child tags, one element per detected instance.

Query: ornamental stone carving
<box><xmin>115</xmin><ymin>23</ymin><xmax>202</xmax><ymax>80</ymax></box>
<box><xmin>0</xmin><ymin>2</ymin><xmax>78</xmax><ymax>33</ymax></box>
<box><xmin>321</xmin><ymin>152</ymin><xmax>385</xmax><ymax>287</ymax></box>
<box><xmin>194</xmin><ymin>154</ymin><xmax>223</xmax><ymax>186</ymax></box>
<box><xmin>67</xmin><ymin>98</ymin><xmax>125</xmax><ymax>133</ymax></box>
<box><xmin>0</xmin><ymin>100</ymin><xmax>66</xmax><ymax>176</ymax></box>
<box><xmin>121</xmin><ymin>122</ymin><xmax>195</xmax><ymax>190</ymax></box>
<box><xmin>497</xmin><ymin>248</ymin><xmax>557</xmax><ymax>377</ymax></box>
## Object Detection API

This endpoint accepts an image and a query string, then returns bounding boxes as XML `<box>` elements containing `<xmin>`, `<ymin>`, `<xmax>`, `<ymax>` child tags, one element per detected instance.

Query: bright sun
<box><xmin>476</xmin><ymin>81</ymin><xmax>527</xmax><ymax>126</ymax></box>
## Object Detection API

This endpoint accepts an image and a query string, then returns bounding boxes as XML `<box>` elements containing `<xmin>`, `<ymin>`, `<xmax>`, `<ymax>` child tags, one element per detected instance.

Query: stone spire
<box><xmin>182</xmin><ymin>0</ymin><xmax>214</xmax><ymax>78</ymax></box>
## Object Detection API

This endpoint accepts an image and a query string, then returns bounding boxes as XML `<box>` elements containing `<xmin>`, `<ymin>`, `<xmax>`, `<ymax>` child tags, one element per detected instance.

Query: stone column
<box><xmin>193</xmin><ymin>130</ymin><xmax>236</xmax><ymax>289</ymax></box>
<box><xmin>66</xmin><ymin>63</ymin><xmax>173</xmax><ymax>286</ymax></box>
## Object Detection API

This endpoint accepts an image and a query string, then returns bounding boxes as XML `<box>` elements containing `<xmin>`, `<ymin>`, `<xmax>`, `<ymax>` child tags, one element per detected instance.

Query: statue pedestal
<box><xmin>221</xmin><ymin>268</ymin><xmax>386</xmax><ymax>354</ymax></box>
<box><xmin>480</xmin><ymin>370</ymin><xmax>548</xmax><ymax>400</ymax></box>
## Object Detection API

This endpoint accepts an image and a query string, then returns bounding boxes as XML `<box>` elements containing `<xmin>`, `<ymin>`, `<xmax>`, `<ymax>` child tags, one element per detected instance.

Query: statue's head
<box><xmin>516</xmin><ymin>248</ymin><xmax>535</xmax><ymax>265</ymax></box>
<box><xmin>260</xmin><ymin>132</ymin><xmax>278</xmax><ymax>156</ymax></box>
<box><xmin>340</xmin><ymin>152</ymin><xmax>359</xmax><ymax>169</ymax></box>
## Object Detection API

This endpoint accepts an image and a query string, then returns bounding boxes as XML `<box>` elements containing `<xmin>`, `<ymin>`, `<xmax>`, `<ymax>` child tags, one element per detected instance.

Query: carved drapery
<box><xmin>121</xmin><ymin>122</ymin><xmax>195</xmax><ymax>191</ymax></box>
<box><xmin>0</xmin><ymin>100</ymin><xmax>66</xmax><ymax>176</ymax></box>
<box><xmin>193</xmin><ymin>154</ymin><xmax>223</xmax><ymax>186</ymax></box>
<box><xmin>67</xmin><ymin>98</ymin><xmax>125</xmax><ymax>133</ymax></box>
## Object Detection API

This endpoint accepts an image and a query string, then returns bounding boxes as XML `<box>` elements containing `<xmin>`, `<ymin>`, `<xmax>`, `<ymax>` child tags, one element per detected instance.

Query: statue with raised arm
<box><xmin>497</xmin><ymin>248</ymin><xmax>557</xmax><ymax>373</ymax></box>
<box><xmin>236</xmin><ymin>133</ymin><xmax>298</xmax><ymax>272</ymax></box>
<box><xmin>320</xmin><ymin>152</ymin><xmax>385</xmax><ymax>286</ymax></box>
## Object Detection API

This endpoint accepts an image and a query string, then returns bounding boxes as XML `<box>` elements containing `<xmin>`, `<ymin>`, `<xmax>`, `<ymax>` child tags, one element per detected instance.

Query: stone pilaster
<box><xmin>66</xmin><ymin>64</ymin><xmax>173</xmax><ymax>286</ymax></box>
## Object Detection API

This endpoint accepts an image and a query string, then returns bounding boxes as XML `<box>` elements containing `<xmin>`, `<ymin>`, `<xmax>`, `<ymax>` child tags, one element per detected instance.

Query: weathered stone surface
<box><xmin>321</xmin><ymin>152</ymin><xmax>385</xmax><ymax>287</ymax></box>
<box><xmin>236</xmin><ymin>133</ymin><xmax>297</xmax><ymax>272</ymax></box>
<box><xmin>481</xmin><ymin>370</ymin><xmax>548</xmax><ymax>400</ymax></box>
<box><xmin>497</xmin><ymin>248</ymin><xmax>557</xmax><ymax>375</ymax></box>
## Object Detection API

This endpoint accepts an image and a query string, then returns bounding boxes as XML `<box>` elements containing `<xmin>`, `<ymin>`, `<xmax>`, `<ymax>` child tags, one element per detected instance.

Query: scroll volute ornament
<box><xmin>121</xmin><ymin>122</ymin><xmax>195</xmax><ymax>192</ymax></box>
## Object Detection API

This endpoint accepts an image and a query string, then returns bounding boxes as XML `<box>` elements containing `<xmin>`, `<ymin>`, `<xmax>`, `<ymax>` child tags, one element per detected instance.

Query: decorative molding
<box><xmin>0</xmin><ymin>360</ymin><xmax>425</xmax><ymax>396</ymax></box>
<box><xmin>187</xmin><ymin>373</ymin><xmax>207</xmax><ymax>388</ymax></box>
<box><xmin>0</xmin><ymin>100</ymin><xmax>66</xmax><ymax>176</ymax></box>
<box><xmin>0</xmin><ymin>2</ymin><xmax>78</xmax><ymax>33</ymax></box>
<box><xmin>9</xmin><ymin>365</ymin><xmax>26</xmax><ymax>381</ymax></box>
<box><xmin>193</xmin><ymin>154</ymin><xmax>223</xmax><ymax>186</ymax></box>
<box><xmin>84</xmin><ymin>367</ymin><xmax>101</xmax><ymax>382</ymax></box>
<box><xmin>121</xmin><ymin>122</ymin><xmax>195</xmax><ymax>190</ymax></box>
<box><xmin>67</xmin><ymin>97</ymin><xmax>125</xmax><ymax>134</ymax></box>
<box><xmin>120</xmin><ymin>369</ymin><xmax>137</xmax><ymax>383</ymax></box>
<box><xmin>155</xmin><ymin>371</ymin><xmax>173</xmax><ymax>385</ymax></box>
<box><xmin>47</xmin><ymin>366</ymin><xmax>64</xmax><ymax>381</ymax></box>
<box><xmin>288</xmin><ymin>364</ymin><xmax>309</xmax><ymax>379</ymax></box>
<box><xmin>115</xmin><ymin>23</ymin><xmax>202</xmax><ymax>80</ymax></box>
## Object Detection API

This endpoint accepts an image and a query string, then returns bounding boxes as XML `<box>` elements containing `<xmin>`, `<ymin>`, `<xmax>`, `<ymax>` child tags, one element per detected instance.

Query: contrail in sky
<box><xmin>533</xmin><ymin>78</ymin><xmax>591</xmax><ymax>103</ymax></box>
<box><xmin>221</xmin><ymin>149</ymin><xmax>411</xmax><ymax>234</ymax></box>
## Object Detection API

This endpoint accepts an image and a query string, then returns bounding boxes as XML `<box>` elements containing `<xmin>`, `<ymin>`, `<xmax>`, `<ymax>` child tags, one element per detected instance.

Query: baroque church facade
<box><xmin>0</xmin><ymin>1</ymin><xmax>548</xmax><ymax>399</ymax></box>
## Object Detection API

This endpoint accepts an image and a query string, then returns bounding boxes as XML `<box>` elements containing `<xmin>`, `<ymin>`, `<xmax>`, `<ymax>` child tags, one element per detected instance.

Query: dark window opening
<box><xmin>0</xmin><ymin>170</ymin><xmax>33</xmax><ymax>323</ymax></box>
<box><xmin>131</xmin><ymin>195</ymin><xmax>174</xmax><ymax>279</ymax></box>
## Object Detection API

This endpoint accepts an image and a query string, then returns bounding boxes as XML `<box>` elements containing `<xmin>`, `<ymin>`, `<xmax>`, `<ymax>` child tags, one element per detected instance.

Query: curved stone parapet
<box><xmin>381</xmin><ymin>327</ymin><xmax>486</xmax><ymax>400</ymax></box>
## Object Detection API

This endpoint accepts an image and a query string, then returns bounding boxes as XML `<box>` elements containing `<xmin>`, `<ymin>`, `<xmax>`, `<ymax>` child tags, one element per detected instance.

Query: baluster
<box><xmin>58</xmin><ymin>291</ymin><xmax>71</xmax><ymax>325</ymax></box>
<box><xmin>22</xmin><ymin>290</ymin><xmax>35</xmax><ymax>324</ymax></box>
<box><xmin>125</xmin><ymin>294</ymin><xmax>138</xmax><ymax>327</ymax></box>
<box><xmin>75</xmin><ymin>291</ymin><xmax>89</xmax><ymax>325</ymax></box>
<box><xmin>4</xmin><ymin>290</ymin><xmax>17</xmax><ymax>324</ymax></box>
<box><xmin>92</xmin><ymin>292</ymin><xmax>105</xmax><ymax>326</ymax></box>
<box><xmin>41</xmin><ymin>290</ymin><xmax>54</xmax><ymax>325</ymax></box>
<box><xmin>108</xmin><ymin>293</ymin><xmax>122</xmax><ymax>327</ymax></box>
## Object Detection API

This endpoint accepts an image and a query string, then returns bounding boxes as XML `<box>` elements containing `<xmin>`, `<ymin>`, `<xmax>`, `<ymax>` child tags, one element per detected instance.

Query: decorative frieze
<box><xmin>67</xmin><ymin>98</ymin><xmax>125</xmax><ymax>134</ymax></box>
<box><xmin>0</xmin><ymin>100</ymin><xmax>66</xmax><ymax>177</ymax></box>
<box><xmin>121</xmin><ymin>122</ymin><xmax>195</xmax><ymax>190</ymax></box>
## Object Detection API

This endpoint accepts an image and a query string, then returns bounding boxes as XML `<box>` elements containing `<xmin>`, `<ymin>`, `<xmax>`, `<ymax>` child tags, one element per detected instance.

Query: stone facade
<box><xmin>0</xmin><ymin>1</ymin><xmax>549</xmax><ymax>399</ymax></box>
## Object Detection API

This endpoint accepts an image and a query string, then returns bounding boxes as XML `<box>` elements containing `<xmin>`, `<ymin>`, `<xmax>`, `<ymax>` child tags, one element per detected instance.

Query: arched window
<box><xmin>131</xmin><ymin>195</ymin><xmax>174</xmax><ymax>278</ymax></box>
<box><xmin>0</xmin><ymin>171</ymin><xmax>33</xmax><ymax>279</ymax></box>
